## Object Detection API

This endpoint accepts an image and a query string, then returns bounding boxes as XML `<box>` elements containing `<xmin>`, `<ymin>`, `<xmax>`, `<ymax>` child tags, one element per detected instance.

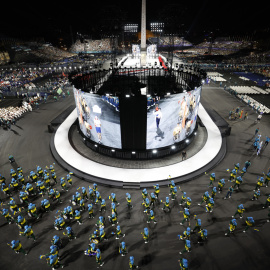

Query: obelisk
<box><xmin>140</xmin><ymin>0</ymin><xmax>147</xmax><ymax>66</ymax></box>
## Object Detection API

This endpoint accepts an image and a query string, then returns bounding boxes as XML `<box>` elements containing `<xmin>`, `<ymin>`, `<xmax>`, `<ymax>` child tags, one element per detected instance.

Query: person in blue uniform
<box><xmin>75</xmin><ymin>192</ymin><xmax>82</xmax><ymax>205</ymax></box>
<box><xmin>48</xmin><ymin>254</ymin><xmax>64</xmax><ymax>269</ymax></box>
<box><xmin>234</xmin><ymin>163</ymin><xmax>240</xmax><ymax>173</ymax></box>
<box><xmin>95</xmin><ymin>190</ymin><xmax>102</xmax><ymax>204</ymax></box>
<box><xmin>225</xmin><ymin>219</ymin><xmax>237</xmax><ymax>236</ymax></box>
<box><xmin>163</xmin><ymin>197</ymin><xmax>171</xmax><ymax>212</ymax></box>
<box><xmin>28</xmin><ymin>203</ymin><xmax>39</xmax><ymax>219</ymax></box>
<box><xmin>129</xmin><ymin>256</ymin><xmax>138</xmax><ymax>269</ymax></box>
<box><xmin>211</xmin><ymin>187</ymin><xmax>217</xmax><ymax>199</ymax></box>
<box><xmin>153</xmin><ymin>184</ymin><xmax>160</xmax><ymax>200</ymax></box>
<box><xmin>233</xmin><ymin>176</ymin><xmax>243</xmax><ymax>190</ymax></box>
<box><xmin>198</xmin><ymin>191</ymin><xmax>210</xmax><ymax>205</ymax></box>
<box><xmin>254</xmin><ymin>177</ymin><xmax>264</xmax><ymax>191</ymax></box>
<box><xmin>192</xmin><ymin>216</ymin><xmax>202</xmax><ymax>232</ymax></box>
<box><xmin>9</xmin><ymin>198</ymin><xmax>22</xmax><ymax>215</ymax></box>
<box><xmin>264</xmin><ymin>172</ymin><xmax>270</xmax><ymax>187</ymax></box>
<box><xmin>29</xmin><ymin>170</ymin><xmax>38</xmax><ymax>183</ymax></box>
<box><xmin>179</xmin><ymin>191</ymin><xmax>187</xmax><ymax>205</ymax></box>
<box><xmin>65</xmin><ymin>226</ymin><xmax>76</xmax><ymax>241</ymax></box>
<box><xmin>240</xmin><ymin>167</ymin><xmax>247</xmax><ymax>177</ymax></box>
<box><xmin>74</xmin><ymin>210</ymin><xmax>83</xmax><ymax>225</ymax></box>
<box><xmin>205</xmin><ymin>198</ymin><xmax>215</xmax><ymax>213</ymax></box>
<box><xmin>1</xmin><ymin>208</ymin><xmax>13</xmax><ymax>224</ymax></box>
<box><xmin>10</xmin><ymin>178</ymin><xmax>19</xmax><ymax>191</ymax></box>
<box><xmin>243</xmin><ymin>217</ymin><xmax>255</xmax><ymax>233</ymax></box>
<box><xmin>262</xmin><ymin>195</ymin><xmax>270</xmax><ymax>209</ymax></box>
<box><xmin>111</xmin><ymin>202</ymin><xmax>118</xmax><ymax>216</ymax></box>
<box><xmin>41</xmin><ymin>199</ymin><xmax>51</xmax><ymax>212</ymax></box>
<box><xmin>37</xmin><ymin>180</ymin><xmax>46</xmax><ymax>195</ymax></box>
<box><xmin>51</xmin><ymin>172</ymin><xmax>57</xmax><ymax>184</ymax></box>
<box><xmin>99</xmin><ymin>227</ymin><xmax>107</xmax><ymax>242</ymax></box>
<box><xmin>179</xmin><ymin>239</ymin><xmax>191</xmax><ymax>254</ymax></box>
<box><xmin>169</xmin><ymin>180</ymin><xmax>176</xmax><ymax>194</ymax></box>
<box><xmin>142</xmin><ymin>197</ymin><xmax>150</xmax><ymax>213</ymax></box>
<box><xmin>180</xmin><ymin>208</ymin><xmax>190</xmax><ymax>225</ymax></box>
<box><xmin>16</xmin><ymin>215</ymin><xmax>28</xmax><ymax>229</ymax></box>
<box><xmin>232</xmin><ymin>204</ymin><xmax>245</xmax><ymax>218</ymax></box>
<box><xmin>115</xmin><ymin>225</ymin><xmax>125</xmax><ymax>239</ymax></box>
<box><xmin>99</xmin><ymin>199</ymin><xmax>106</xmax><ymax>212</ymax></box>
<box><xmin>251</xmin><ymin>189</ymin><xmax>261</xmax><ymax>201</ymax></box>
<box><xmin>81</xmin><ymin>187</ymin><xmax>88</xmax><ymax>200</ymax></box>
<box><xmin>178</xmin><ymin>258</ymin><xmax>188</xmax><ymax>270</ymax></box>
<box><xmin>208</xmin><ymin>173</ymin><xmax>215</xmax><ymax>187</ymax></box>
<box><xmin>88</xmin><ymin>203</ymin><xmax>94</xmax><ymax>218</ymax></box>
<box><xmin>1</xmin><ymin>183</ymin><xmax>12</xmax><ymax>197</ymax></box>
<box><xmin>178</xmin><ymin>227</ymin><xmax>191</xmax><ymax>240</ymax></box>
<box><xmin>60</xmin><ymin>178</ymin><xmax>68</xmax><ymax>191</ymax></box>
<box><xmin>141</xmin><ymin>227</ymin><xmax>149</xmax><ymax>243</ymax></box>
<box><xmin>25</xmin><ymin>182</ymin><xmax>36</xmax><ymax>196</ymax></box>
<box><xmin>197</xmin><ymin>229</ymin><xmax>207</xmax><ymax>243</ymax></box>
<box><xmin>51</xmin><ymin>235</ymin><xmax>62</xmax><ymax>250</ymax></box>
<box><xmin>9</xmin><ymin>240</ymin><xmax>27</xmax><ymax>255</ymax></box>
<box><xmin>147</xmin><ymin>209</ymin><xmax>157</xmax><ymax>224</ymax></box>
<box><xmin>96</xmin><ymin>216</ymin><xmax>105</xmax><ymax>228</ymax></box>
<box><xmin>66</xmin><ymin>172</ymin><xmax>73</xmax><ymax>186</ymax></box>
<box><xmin>126</xmin><ymin>193</ymin><xmax>133</xmax><ymax>208</ymax></box>
<box><xmin>20</xmin><ymin>225</ymin><xmax>36</xmax><ymax>241</ymax></box>
<box><xmin>85</xmin><ymin>242</ymin><xmax>97</xmax><ymax>256</ymax></box>
<box><xmin>119</xmin><ymin>241</ymin><xmax>127</xmax><ymax>256</ymax></box>
<box><xmin>36</xmin><ymin>166</ymin><xmax>43</xmax><ymax>178</ymax></box>
<box><xmin>229</xmin><ymin>169</ymin><xmax>237</xmax><ymax>182</ymax></box>
<box><xmin>108</xmin><ymin>212</ymin><xmax>118</xmax><ymax>226</ymax></box>
<box><xmin>142</xmin><ymin>188</ymin><xmax>148</xmax><ymax>200</ymax></box>
<box><xmin>95</xmin><ymin>249</ymin><xmax>104</xmax><ymax>267</ymax></box>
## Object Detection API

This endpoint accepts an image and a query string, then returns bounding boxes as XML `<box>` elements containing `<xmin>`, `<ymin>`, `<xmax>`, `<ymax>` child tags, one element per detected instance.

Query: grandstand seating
<box><xmin>230</xmin><ymin>86</ymin><xmax>269</xmax><ymax>95</ymax></box>
<box><xmin>238</xmin><ymin>94</ymin><xmax>270</xmax><ymax>114</ymax></box>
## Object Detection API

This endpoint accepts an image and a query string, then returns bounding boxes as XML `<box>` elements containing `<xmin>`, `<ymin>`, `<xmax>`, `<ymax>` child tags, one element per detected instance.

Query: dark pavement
<box><xmin>0</xmin><ymin>83</ymin><xmax>270</xmax><ymax>270</ymax></box>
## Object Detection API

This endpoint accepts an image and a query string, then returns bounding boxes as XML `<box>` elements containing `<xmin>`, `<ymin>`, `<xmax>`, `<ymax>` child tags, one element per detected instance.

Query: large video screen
<box><xmin>132</xmin><ymin>44</ymin><xmax>140</xmax><ymax>55</ymax></box>
<box><xmin>73</xmin><ymin>88</ymin><xmax>121</xmax><ymax>148</ymax></box>
<box><xmin>147</xmin><ymin>45</ymin><xmax>157</xmax><ymax>56</ymax></box>
<box><xmin>146</xmin><ymin>87</ymin><xmax>201</xmax><ymax>149</ymax></box>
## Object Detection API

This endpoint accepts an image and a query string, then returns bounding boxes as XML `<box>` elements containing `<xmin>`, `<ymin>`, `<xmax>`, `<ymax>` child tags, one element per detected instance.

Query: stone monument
<box><xmin>140</xmin><ymin>0</ymin><xmax>147</xmax><ymax>66</ymax></box>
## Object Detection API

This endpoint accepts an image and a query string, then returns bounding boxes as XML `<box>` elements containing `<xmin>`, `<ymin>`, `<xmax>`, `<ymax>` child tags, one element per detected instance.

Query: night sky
<box><xmin>1</xmin><ymin>1</ymin><xmax>269</xmax><ymax>42</ymax></box>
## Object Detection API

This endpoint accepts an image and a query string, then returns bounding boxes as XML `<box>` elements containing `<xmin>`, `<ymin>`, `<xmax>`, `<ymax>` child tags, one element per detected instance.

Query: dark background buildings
<box><xmin>1</xmin><ymin>0</ymin><xmax>269</xmax><ymax>47</ymax></box>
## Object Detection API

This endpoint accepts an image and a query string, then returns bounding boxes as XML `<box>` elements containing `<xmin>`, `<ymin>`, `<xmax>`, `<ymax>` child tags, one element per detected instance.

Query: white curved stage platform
<box><xmin>53</xmin><ymin>104</ymin><xmax>222</xmax><ymax>183</ymax></box>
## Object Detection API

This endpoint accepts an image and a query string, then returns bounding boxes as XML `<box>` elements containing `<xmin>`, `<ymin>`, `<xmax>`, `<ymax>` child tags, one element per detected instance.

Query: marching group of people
<box><xmin>0</xmin><ymin>98</ymin><xmax>270</xmax><ymax>270</ymax></box>
<box><xmin>1</xmin><ymin>153</ymin><xmax>270</xmax><ymax>270</ymax></box>
<box><xmin>0</xmin><ymin>101</ymin><xmax>32</xmax><ymax>129</ymax></box>
<box><xmin>228</xmin><ymin>106</ymin><xmax>248</xmax><ymax>121</ymax></box>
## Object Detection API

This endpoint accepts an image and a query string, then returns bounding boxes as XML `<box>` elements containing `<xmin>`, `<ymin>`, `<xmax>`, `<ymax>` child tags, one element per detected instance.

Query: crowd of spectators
<box><xmin>178</xmin><ymin>40</ymin><xmax>251</xmax><ymax>57</ymax></box>
<box><xmin>0</xmin><ymin>68</ymin><xmax>54</xmax><ymax>93</ymax></box>
<box><xmin>31</xmin><ymin>45</ymin><xmax>75</xmax><ymax>62</ymax></box>
<box><xmin>70</xmin><ymin>38</ymin><xmax>112</xmax><ymax>53</ymax></box>
<box><xmin>0</xmin><ymin>101</ymin><xmax>32</xmax><ymax>128</ymax></box>
<box><xmin>159</xmin><ymin>36</ymin><xmax>192</xmax><ymax>47</ymax></box>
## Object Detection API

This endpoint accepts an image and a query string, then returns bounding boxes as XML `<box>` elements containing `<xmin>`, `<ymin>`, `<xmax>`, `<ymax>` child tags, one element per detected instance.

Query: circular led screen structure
<box><xmin>70</xmin><ymin>65</ymin><xmax>206</xmax><ymax>159</ymax></box>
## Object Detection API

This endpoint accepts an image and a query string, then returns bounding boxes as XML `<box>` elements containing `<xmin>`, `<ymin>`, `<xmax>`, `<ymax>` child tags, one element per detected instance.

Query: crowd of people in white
<box><xmin>70</xmin><ymin>38</ymin><xmax>111</xmax><ymax>53</ymax></box>
<box><xmin>0</xmin><ymin>101</ymin><xmax>32</xmax><ymax>126</ymax></box>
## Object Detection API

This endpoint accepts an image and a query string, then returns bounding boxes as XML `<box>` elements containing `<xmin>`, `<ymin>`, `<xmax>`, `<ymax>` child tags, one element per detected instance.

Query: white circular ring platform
<box><xmin>53</xmin><ymin>104</ymin><xmax>222</xmax><ymax>183</ymax></box>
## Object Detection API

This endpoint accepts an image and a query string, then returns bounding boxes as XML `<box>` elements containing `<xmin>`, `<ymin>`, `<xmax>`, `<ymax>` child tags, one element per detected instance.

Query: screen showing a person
<box><xmin>147</xmin><ymin>45</ymin><xmax>157</xmax><ymax>56</ymax></box>
<box><xmin>146</xmin><ymin>87</ymin><xmax>201</xmax><ymax>149</ymax></box>
<box><xmin>132</xmin><ymin>44</ymin><xmax>140</xmax><ymax>55</ymax></box>
<box><xmin>73</xmin><ymin>88</ymin><xmax>121</xmax><ymax>149</ymax></box>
